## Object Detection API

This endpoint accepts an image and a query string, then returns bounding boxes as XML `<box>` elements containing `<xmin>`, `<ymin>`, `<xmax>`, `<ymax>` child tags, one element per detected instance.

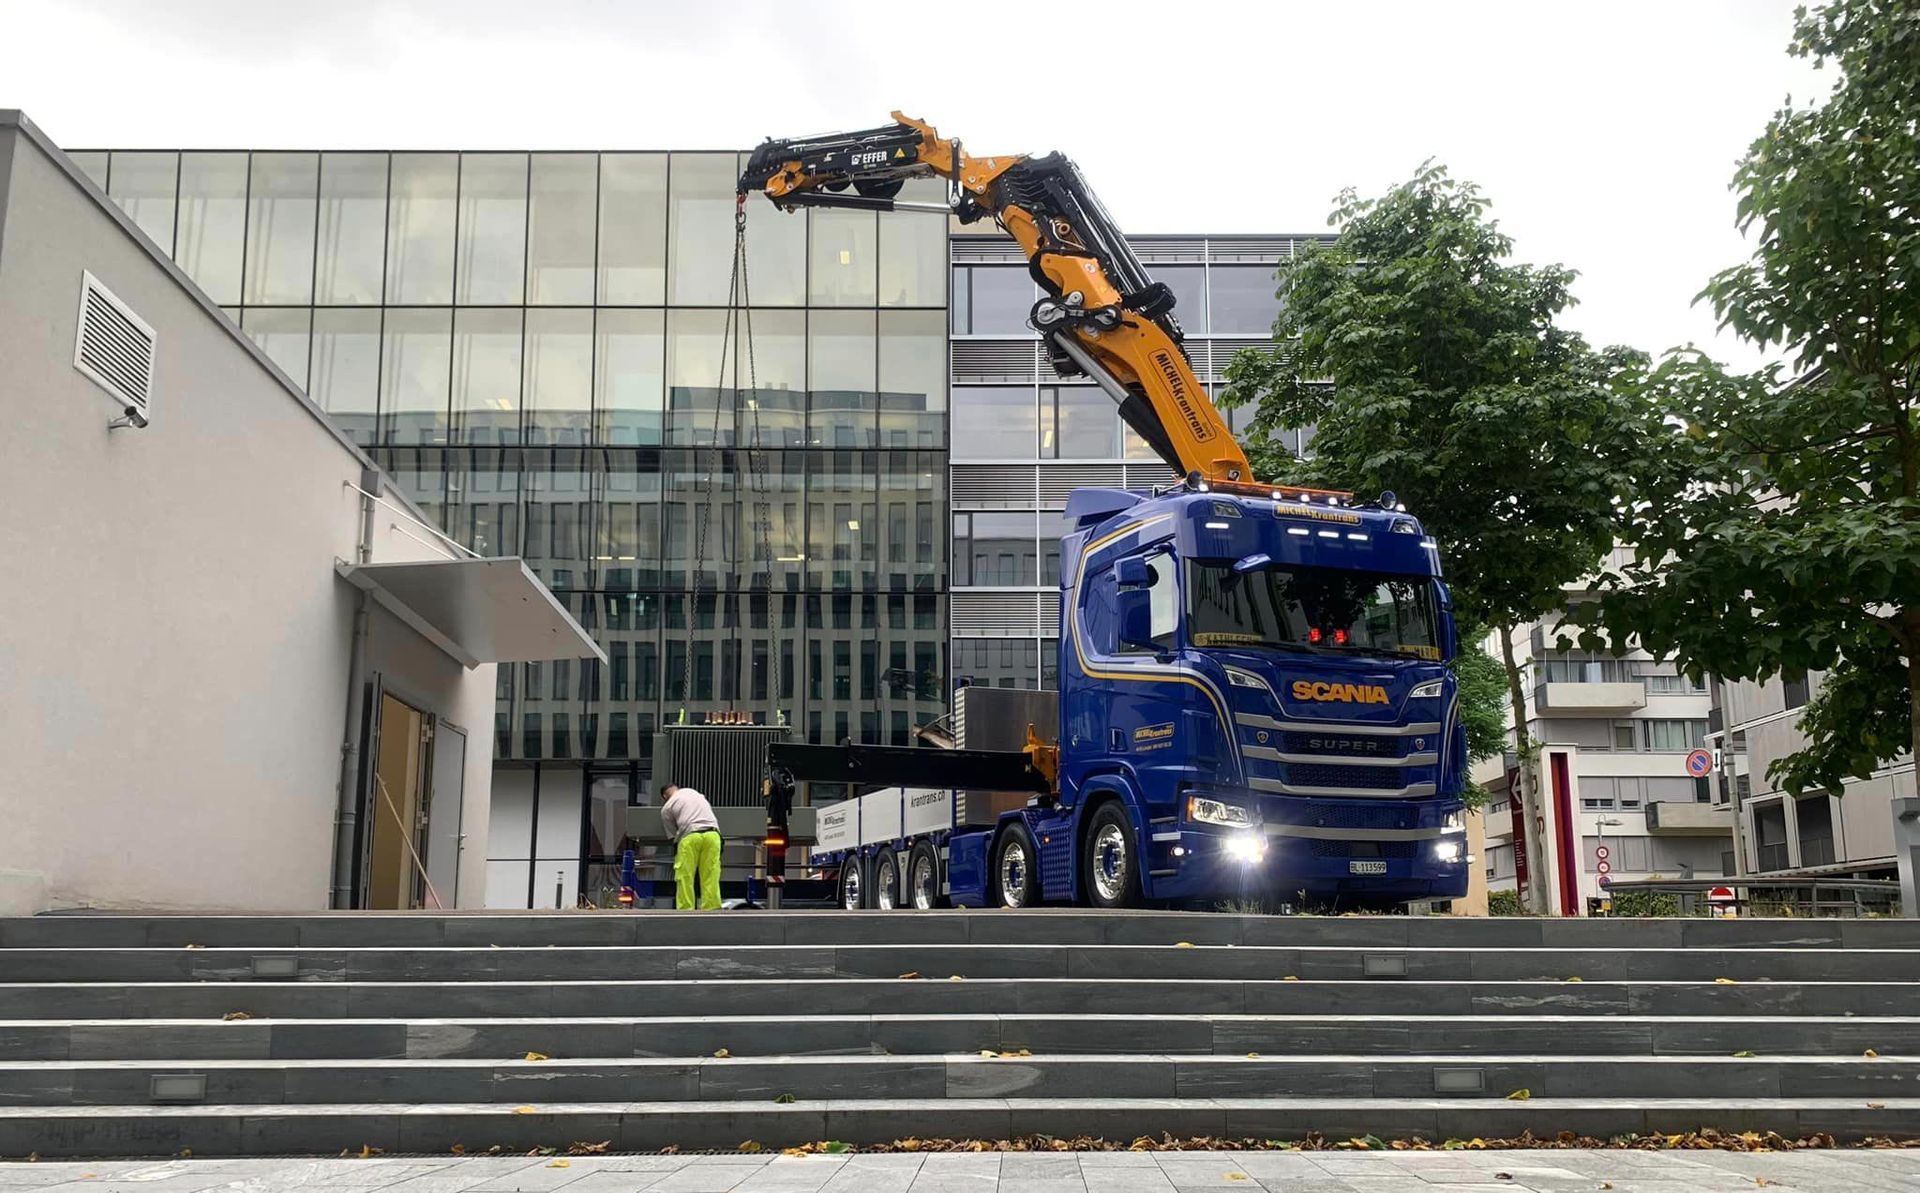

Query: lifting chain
<box><xmin>683</xmin><ymin>196</ymin><xmax>780</xmax><ymax>723</ymax></box>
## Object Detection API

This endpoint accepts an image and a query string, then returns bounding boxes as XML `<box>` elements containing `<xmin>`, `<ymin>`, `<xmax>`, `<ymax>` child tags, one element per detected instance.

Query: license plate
<box><xmin>1348</xmin><ymin>860</ymin><xmax>1388</xmax><ymax>875</ymax></box>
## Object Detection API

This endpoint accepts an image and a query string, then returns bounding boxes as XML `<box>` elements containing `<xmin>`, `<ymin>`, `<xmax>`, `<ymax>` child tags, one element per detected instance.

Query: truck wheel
<box><xmin>907</xmin><ymin>842</ymin><xmax>942</xmax><ymax>910</ymax></box>
<box><xmin>837</xmin><ymin>857</ymin><xmax>866</xmax><ymax>910</ymax></box>
<box><xmin>1084</xmin><ymin>802</ymin><xmax>1140</xmax><ymax>909</ymax></box>
<box><xmin>992</xmin><ymin>825</ymin><xmax>1040</xmax><ymax>909</ymax></box>
<box><xmin>873</xmin><ymin>848</ymin><xmax>901</xmax><ymax>910</ymax></box>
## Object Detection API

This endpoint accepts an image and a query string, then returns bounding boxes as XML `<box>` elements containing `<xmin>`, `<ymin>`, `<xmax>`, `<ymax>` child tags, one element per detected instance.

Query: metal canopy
<box><xmin>336</xmin><ymin>557</ymin><xmax>606</xmax><ymax>669</ymax></box>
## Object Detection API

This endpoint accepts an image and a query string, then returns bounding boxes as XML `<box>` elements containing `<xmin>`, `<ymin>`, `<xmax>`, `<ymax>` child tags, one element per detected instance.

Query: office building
<box><xmin>68</xmin><ymin>140</ymin><xmax>1307</xmax><ymax>906</ymax></box>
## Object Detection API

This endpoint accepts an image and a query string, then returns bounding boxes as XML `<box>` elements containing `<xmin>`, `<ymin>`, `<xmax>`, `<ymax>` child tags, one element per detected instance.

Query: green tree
<box><xmin>1222</xmin><ymin>165</ymin><xmax>1645</xmax><ymax>912</ymax></box>
<box><xmin>1453</xmin><ymin>620</ymin><xmax>1510</xmax><ymax>809</ymax></box>
<box><xmin>1584</xmin><ymin>0</ymin><xmax>1920</xmax><ymax>795</ymax></box>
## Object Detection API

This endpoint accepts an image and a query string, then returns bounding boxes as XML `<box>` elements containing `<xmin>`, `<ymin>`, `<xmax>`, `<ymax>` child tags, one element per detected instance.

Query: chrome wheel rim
<box><xmin>876</xmin><ymin>858</ymin><xmax>897</xmax><ymax>910</ymax></box>
<box><xmin>1092</xmin><ymin>822</ymin><xmax>1128</xmax><ymax>903</ymax></box>
<box><xmin>841</xmin><ymin>865</ymin><xmax>862</xmax><ymax>910</ymax></box>
<box><xmin>911</xmin><ymin>855</ymin><xmax>936</xmax><ymax>909</ymax></box>
<box><xmin>999</xmin><ymin>839</ymin><xmax>1031</xmax><ymax>907</ymax></box>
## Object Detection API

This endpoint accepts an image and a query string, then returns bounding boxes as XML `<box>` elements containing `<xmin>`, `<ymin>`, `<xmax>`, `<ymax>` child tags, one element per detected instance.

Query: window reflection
<box><xmin>176</xmin><ymin>152</ymin><xmax>248</xmax><ymax>304</ymax></box>
<box><xmin>598</xmin><ymin>153</ymin><xmax>667</xmax><ymax>305</ymax></box>
<box><xmin>453</xmin><ymin>308</ymin><xmax>523</xmax><ymax>445</ymax></box>
<box><xmin>594</xmin><ymin>309</ymin><xmax>665</xmax><ymax>446</ymax></box>
<box><xmin>318</xmin><ymin>154</ymin><xmax>389</xmax><ymax>305</ymax></box>
<box><xmin>527</xmin><ymin>154</ymin><xmax>596</xmax><ymax>305</ymax></box>
<box><xmin>1206</xmin><ymin>264</ymin><xmax>1283</xmax><ymax>334</ymax></box>
<box><xmin>667</xmin><ymin>153</ymin><xmax>739</xmax><ymax>306</ymax></box>
<box><xmin>242</xmin><ymin>308</ymin><xmax>312</xmax><ymax>390</ymax></box>
<box><xmin>380</xmin><ymin>308</ymin><xmax>453</xmax><ymax>444</ymax></box>
<box><xmin>244</xmin><ymin>153</ymin><xmax>318</xmax><ymax>306</ymax></box>
<box><xmin>953</xmin><ymin>511</ymin><xmax>1038</xmax><ymax>586</ymax></box>
<box><xmin>951</xmin><ymin>386</ymin><xmax>1037</xmax><ymax>459</ymax></box>
<box><xmin>878</xmin><ymin>310</ymin><xmax>945</xmax><ymax>448</ymax></box>
<box><xmin>386</xmin><ymin>153</ymin><xmax>458</xmax><ymax>305</ymax></box>
<box><xmin>524</xmin><ymin>308</ymin><xmax>593</xmax><ymax>446</ymax></box>
<box><xmin>809</xmin><ymin>208</ymin><xmax>877</xmax><ymax>306</ymax></box>
<box><xmin>107</xmin><ymin>151</ymin><xmax>178</xmax><ymax>251</ymax></box>
<box><xmin>457</xmin><ymin>153</ymin><xmax>528</xmax><ymax>304</ymax></box>
<box><xmin>312</xmin><ymin>308</ymin><xmax>382</xmax><ymax>444</ymax></box>
<box><xmin>808</xmin><ymin>310</ymin><xmax>876</xmax><ymax>448</ymax></box>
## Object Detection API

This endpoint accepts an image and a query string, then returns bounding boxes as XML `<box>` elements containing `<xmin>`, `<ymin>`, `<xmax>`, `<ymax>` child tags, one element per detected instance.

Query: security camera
<box><xmin>107</xmin><ymin>405</ymin><xmax>148</xmax><ymax>431</ymax></box>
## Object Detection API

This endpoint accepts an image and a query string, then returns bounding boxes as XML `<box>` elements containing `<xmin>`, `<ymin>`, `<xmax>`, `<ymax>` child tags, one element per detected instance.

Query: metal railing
<box><xmin>1603</xmin><ymin>876</ymin><xmax>1899</xmax><ymax>918</ymax></box>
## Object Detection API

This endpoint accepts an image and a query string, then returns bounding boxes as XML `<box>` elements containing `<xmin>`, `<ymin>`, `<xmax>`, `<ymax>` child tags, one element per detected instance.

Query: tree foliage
<box><xmin>1453</xmin><ymin>620</ymin><xmax>1510</xmax><ymax>809</ymax></box>
<box><xmin>1583</xmin><ymin>0</ymin><xmax>1920</xmax><ymax>794</ymax></box>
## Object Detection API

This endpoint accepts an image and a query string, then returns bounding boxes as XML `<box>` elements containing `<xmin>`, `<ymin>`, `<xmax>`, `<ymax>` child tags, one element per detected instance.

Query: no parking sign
<box><xmin>1685</xmin><ymin>748</ymin><xmax>1714</xmax><ymax>778</ymax></box>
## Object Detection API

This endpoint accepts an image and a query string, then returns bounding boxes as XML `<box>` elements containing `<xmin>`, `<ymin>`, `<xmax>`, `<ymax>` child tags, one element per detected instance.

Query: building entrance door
<box><xmin>366</xmin><ymin>691</ymin><xmax>432</xmax><ymax>910</ymax></box>
<box><xmin>423</xmin><ymin>720</ymin><xmax>467</xmax><ymax>908</ymax></box>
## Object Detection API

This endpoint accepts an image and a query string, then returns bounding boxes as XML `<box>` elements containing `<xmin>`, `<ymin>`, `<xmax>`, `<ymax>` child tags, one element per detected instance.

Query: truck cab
<box><xmin>1056</xmin><ymin>482</ymin><xmax>1469</xmax><ymax>908</ymax></box>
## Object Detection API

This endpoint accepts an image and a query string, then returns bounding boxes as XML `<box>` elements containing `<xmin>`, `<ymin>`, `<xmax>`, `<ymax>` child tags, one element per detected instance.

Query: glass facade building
<box><xmin>70</xmin><ymin>146</ymin><xmax>1311</xmax><ymax>905</ymax></box>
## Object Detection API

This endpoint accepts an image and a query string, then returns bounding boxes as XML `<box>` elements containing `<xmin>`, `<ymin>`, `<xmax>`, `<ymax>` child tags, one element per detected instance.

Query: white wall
<box><xmin>0</xmin><ymin>120</ymin><xmax>497</xmax><ymax>911</ymax></box>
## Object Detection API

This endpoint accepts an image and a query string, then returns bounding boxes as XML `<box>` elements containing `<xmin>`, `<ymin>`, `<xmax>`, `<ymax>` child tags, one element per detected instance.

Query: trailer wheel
<box><xmin>873</xmin><ymin>848</ymin><xmax>902</xmax><ymax>910</ymax></box>
<box><xmin>907</xmin><ymin>842</ymin><xmax>942</xmax><ymax>910</ymax></box>
<box><xmin>992</xmin><ymin>825</ymin><xmax>1040</xmax><ymax>909</ymax></box>
<box><xmin>837</xmin><ymin>857</ymin><xmax>866</xmax><ymax>910</ymax></box>
<box><xmin>1084</xmin><ymin>801</ymin><xmax>1140</xmax><ymax>909</ymax></box>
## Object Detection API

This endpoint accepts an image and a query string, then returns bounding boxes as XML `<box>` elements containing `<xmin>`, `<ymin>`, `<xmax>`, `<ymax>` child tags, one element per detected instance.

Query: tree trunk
<box><xmin>1497</xmin><ymin>622</ymin><xmax>1550</xmax><ymax>914</ymax></box>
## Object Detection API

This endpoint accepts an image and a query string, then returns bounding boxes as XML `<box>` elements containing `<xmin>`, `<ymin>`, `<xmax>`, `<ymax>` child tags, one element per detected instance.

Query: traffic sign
<box><xmin>1598</xmin><ymin>874</ymin><xmax>1612</xmax><ymax>888</ymax></box>
<box><xmin>1596</xmin><ymin>860</ymin><xmax>1611</xmax><ymax>875</ymax></box>
<box><xmin>1594</xmin><ymin>845</ymin><xmax>1611</xmax><ymax>861</ymax></box>
<box><xmin>1685</xmin><ymin>748</ymin><xmax>1714</xmax><ymax>778</ymax></box>
<box><xmin>1708</xmin><ymin>885</ymin><xmax>1736</xmax><ymax>903</ymax></box>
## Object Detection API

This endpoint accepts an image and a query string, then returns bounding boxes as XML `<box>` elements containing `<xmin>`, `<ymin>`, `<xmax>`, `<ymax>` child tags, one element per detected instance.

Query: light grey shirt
<box><xmin>660</xmin><ymin>786</ymin><xmax>720</xmax><ymax>842</ymax></box>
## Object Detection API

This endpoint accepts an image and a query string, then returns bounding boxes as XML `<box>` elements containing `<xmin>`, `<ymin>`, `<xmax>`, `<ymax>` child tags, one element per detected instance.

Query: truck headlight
<box><xmin>1443</xmin><ymin>811</ymin><xmax>1465</xmax><ymax>833</ymax></box>
<box><xmin>1188</xmin><ymin>796</ymin><xmax>1252</xmax><ymax>826</ymax></box>
<box><xmin>1434</xmin><ymin>839</ymin><xmax>1463</xmax><ymax>863</ymax></box>
<box><xmin>1409</xmin><ymin>679</ymin><xmax>1445</xmax><ymax>700</ymax></box>
<box><xmin>1224</xmin><ymin>667</ymin><xmax>1275</xmax><ymax>699</ymax></box>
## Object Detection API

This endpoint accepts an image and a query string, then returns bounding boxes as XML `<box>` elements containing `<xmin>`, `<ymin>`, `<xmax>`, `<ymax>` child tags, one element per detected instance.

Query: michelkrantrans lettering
<box><xmin>1290</xmin><ymin>681</ymin><xmax>1391</xmax><ymax>705</ymax></box>
<box><xmin>1153</xmin><ymin>350</ymin><xmax>1214</xmax><ymax>443</ymax></box>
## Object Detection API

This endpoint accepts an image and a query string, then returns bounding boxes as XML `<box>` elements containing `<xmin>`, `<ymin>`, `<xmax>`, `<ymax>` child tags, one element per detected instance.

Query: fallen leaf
<box><xmin>821</xmin><ymin>1141</ymin><xmax>852</xmax><ymax>1154</ymax></box>
<box><xmin>524</xmin><ymin>1051</ymin><xmax>550</xmax><ymax>1062</ymax></box>
<box><xmin>545</xmin><ymin>1160</ymin><xmax>570</xmax><ymax>1169</ymax></box>
<box><xmin>1868</xmin><ymin>1103</ymin><xmax>1887</xmax><ymax>1110</ymax></box>
<box><xmin>1864</xmin><ymin>1049</ymin><xmax>1879</xmax><ymax>1058</ymax></box>
<box><xmin>713</xmin><ymin>1048</ymin><xmax>731</xmax><ymax>1058</ymax></box>
<box><xmin>1505</xmin><ymin>1089</ymin><xmax>1531</xmax><ymax>1102</ymax></box>
<box><xmin>898</xmin><ymin>971</ymin><xmax>922</xmax><ymax>980</ymax></box>
<box><xmin>568</xmin><ymin>1140</ymin><xmax>611</xmax><ymax>1155</ymax></box>
<box><xmin>355</xmin><ymin>1145</ymin><xmax>382</xmax><ymax>1160</ymax></box>
<box><xmin>1602</xmin><ymin>1184</ymin><xmax>1614</xmax><ymax>1190</ymax></box>
<box><xmin>1733</xmin><ymin>1050</ymin><xmax>1756</xmax><ymax>1058</ymax></box>
<box><xmin>979</xmin><ymin>1050</ymin><xmax>997</xmax><ymax>1058</ymax></box>
<box><xmin>1715</xmin><ymin>977</ymin><xmax>1738</xmax><ymax>984</ymax></box>
<box><xmin>1495</xmin><ymin>1175</ymin><xmax>1513</xmax><ymax>1182</ymax></box>
<box><xmin>774</xmin><ymin>1093</ymin><xmax>796</xmax><ymax>1104</ymax></box>
<box><xmin>1176</xmin><ymin>942</ymin><xmax>1196</xmax><ymax>949</ymax></box>
<box><xmin>222</xmin><ymin>1011</ymin><xmax>251</xmax><ymax>1021</ymax></box>
<box><xmin>1225</xmin><ymin>1175</ymin><xmax>1248</xmax><ymax>1182</ymax></box>
<box><xmin>739</xmin><ymin>1141</ymin><xmax>764</xmax><ymax>1154</ymax></box>
<box><xmin>512</xmin><ymin>1106</ymin><xmax>538</xmax><ymax>1115</ymax></box>
<box><xmin>449</xmin><ymin>1144</ymin><xmax>466</xmax><ymax>1156</ymax></box>
<box><xmin>183</xmin><ymin>944</ymin><xmax>205</xmax><ymax>950</ymax></box>
<box><xmin>1246</xmin><ymin>1052</ymin><xmax>1261</xmax><ymax>1059</ymax></box>
<box><xmin>1755</xmin><ymin>1179</ymin><xmax>1770</xmax><ymax>1187</ymax></box>
<box><xmin>1283</xmin><ymin>976</ymin><xmax>1299</xmax><ymax>982</ymax></box>
<box><xmin>1565</xmin><ymin>977</ymin><xmax>1583</xmax><ymax>983</ymax></box>
<box><xmin>950</xmin><ymin>975</ymin><xmax>966</xmax><ymax>982</ymax></box>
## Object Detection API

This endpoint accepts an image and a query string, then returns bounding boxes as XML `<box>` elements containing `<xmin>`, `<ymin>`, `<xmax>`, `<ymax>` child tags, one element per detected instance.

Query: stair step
<box><xmin>5</xmin><ymin>1053</ymin><xmax>1917</xmax><ymax>1106</ymax></box>
<box><xmin>5</xmin><ymin>1097</ymin><xmax>1917</xmax><ymax>1156</ymax></box>
<box><xmin>7</xmin><ymin>912</ymin><xmax>1919</xmax><ymax>951</ymax></box>
<box><xmin>7</xmin><ymin>944</ymin><xmax>1916</xmax><ymax>983</ymax></box>
<box><xmin>4</xmin><ymin>1014</ymin><xmax>1914</xmax><ymax>1062</ymax></box>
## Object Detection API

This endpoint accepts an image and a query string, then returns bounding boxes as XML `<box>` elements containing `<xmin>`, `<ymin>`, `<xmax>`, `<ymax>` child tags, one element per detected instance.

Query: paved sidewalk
<box><xmin>4</xmin><ymin>1151</ymin><xmax>1920</xmax><ymax>1192</ymax></box>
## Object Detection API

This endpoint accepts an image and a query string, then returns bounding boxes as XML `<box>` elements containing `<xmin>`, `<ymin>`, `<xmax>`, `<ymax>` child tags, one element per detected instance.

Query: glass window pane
<box><xmin>595</xmin><ymin>452</ymin><xmax>664</xmax><ymax>590</ymax></box>
<box><xmin>241</xmin><ymin>307</ymin><xmax>311</xmax><ymax>390</ymax></box>
<box><xmin>807</xmin><ymin>450</ymin><xmax>876</xmax><ymax>591</ymax></box>
<box><xmin>743</xmin><ymin>156</ymin><xmax>806</xmax><ymax>306</ymax></box>
<box><xmin>878</xmin><ymin>450</ymin><xmax>944</xmax><ymax>592</ymax></box>
<box><xmin>878</xmin><ymin>309</ymin><xmax>946</xmax><ymax>448</ymax></box>
<box><xmin>951</xmin><ymin>386</ymin><xmax>1037</xmax><ymax>459</ymax></box>
<box><xmin>809</xmin><ymin>207</ymin><xmax>877</xmax><ymax>306</ymax></box>
<box><xmin>524</xmin><ymin>308</ymin><xmax>593</xmax><ymax>446</ymax></box>
<box><xmin>955</xmin><ymin>266</ymin><xmax>1035</xmax><ymax>335</ymax></box>
<box><xmin>809</xmin><ymin>310</ymin><xmax>875</xmax><ymax>448</ymax></box>
<box><xmin>446</xmin><ymin>451</ymin><xmax>520</xmax><ymax>557</ymax></box>
<box><xmin>453</xmin><ymin>308</ymin><xmax>523</xmax><ymax>445</ymax></box>
<box><xmin>1155</xmin><ymin>264</ymin><xmax>1207</xmax><ymax>334</ymax></box>
<box><xmin>107</xmin><ymin>151</ymin><xmax>178</xmax><ymax>251</ymax></box>
<box><xmin>1208</xmin><ymin>264</ymin><xmax>1283</xmax><ymax>334</ymax></box>
<box><xmin>594</xmin><ymin>309</ymin><xmax>664</xmax><ymax>446</ymax></box>
<box><xmin>598</xmin><ymin>153</ymin><xmax>666</xmax><ymax>304</ymax></box>
<box><xmin>1046</xmin><ymin>385</ymin><xmax>1117</xmax><ymax>459</ymax></box>
<box><xmin>243</xmin><ymin>152</ymin><xmax>318</xmax><ymax>305</ymax></box>
<box><xmin>317</xmin><ymin>153</ymin><xmax>389</xmax><ymax>305</ymax></box>
<box><xmin>664</xmin><ymin>448</ymin><xmax>736</xmax><ymax>593</ymax></box>
<box><xmin>878</xmin><ymin>177</ymin><xmax>946</xmax><ymax>307</ymax></box>
<box><xmin>381</xmin><ymin>307</ymin><xmax>453</xmax><ymax>445</ymax></box>
<box><xmin>1040</xmin><ymin>511</ymin><xmax>1073</xmax><ymax>585</ymax></box>
<box><xmin>526</xmin><ymin>153</ymin><xmax>596</xmax><ymax>305</ymax></box>
<box><xmin>522</xmin><ymin>447</ymin><xmax>593</xmax><ymax>589</ymax></box>
<box><xmin>667</xmin><ymin>153</ymin><xmax>739</xmax><ymax>306</ymax></box>
<box><xmin>953</xmin><ymin>639</ymin><xmax>1039</xmax><ymax>689</ymax></box>
<box><xmin>69</xmin><ymin>151</ymin><xmax>109</xmax><ymax>191</ymax></box>
<box><xmin>954</xmin><ymin>511</ymin><xmax>1037</xmax><ymax>586</ymax></box>
<box><xmin>456</xmin><ymin>153</ymin><xmax>528</xmax><ymax>304</ymax></box>
<box><xmin>386</xmin><ymin>153</ymin><xmax>457</xmax><ymax>305</ymax></box>
<box><xmin>736</xmin><ymin>451</ymin><xmax>805</xmax><ymax>594</ymax></box>
<box><xmin>311</xmin><ymin>308</ymin><xmax>382</xmax><ymax>444</ymax></box>
<box><xmin>737</xmin><ymin>309</ymin><xmax>805</xmax><ymax>448</ymax></box>
<box><xmin>666</xmin><ymin>309</ymin><xmax>734</xmax><ymax>447</ymax></box>
<box><xmin>175</xmin><ymin>152</ymin><xmax>248</xmax><ymax>304</ymax></box>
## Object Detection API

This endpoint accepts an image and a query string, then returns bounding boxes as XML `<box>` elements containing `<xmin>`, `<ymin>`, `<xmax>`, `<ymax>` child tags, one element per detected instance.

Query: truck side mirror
<box><xmin>1117</xmin><ymin>589</ymin><xmax>1159</xmax><ymax>653</ymax></box>
<box><xmin>1115</xmin><ymin>556</ymin><xmax>1153</xmax><ymax>589</ymax></box>
<box><xmin>1435</xmin><ymin>582</ymin><xmax>1458</xmax><ymax>661</ymax></box>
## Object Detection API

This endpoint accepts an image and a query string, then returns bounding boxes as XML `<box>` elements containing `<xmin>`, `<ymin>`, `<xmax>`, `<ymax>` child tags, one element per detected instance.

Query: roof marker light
<box><xmin>1317</xmin><ymin>529</ymin><xmax>1339</xmax><ymax>539</ymax></box>
<box><xmin>1347</xmin><ymin>533</ymin><xmax>1369</xmax><ymax>541</ymax></box>
<box><xmin>1286</xmin><ymin>527</ymin><xmax>1310</xmax><ymax>537</ymax></box>
<box><xmin>1204</xmin><ymin>521</ymin><xmax>1231</xmax><ymax>530</ymax></box>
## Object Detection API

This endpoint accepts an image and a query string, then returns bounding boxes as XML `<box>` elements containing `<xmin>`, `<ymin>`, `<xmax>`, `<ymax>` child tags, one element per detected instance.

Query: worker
<box><xmin>660</xmin><ymin>783</ymin><xmax>722</xmax><ymax>911</ymax></box>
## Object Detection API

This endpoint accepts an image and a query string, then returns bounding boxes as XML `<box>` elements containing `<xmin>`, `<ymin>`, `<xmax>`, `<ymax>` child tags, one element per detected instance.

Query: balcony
<box><xmin>1535</xmin><ymin>681</ymin><xmax>1647</xmax><ymax>714</ymax></box>
<box><xmin>1645</xmin><ymin>800</ymin><xmax>1731</xmax><ymax>835</ymax></box>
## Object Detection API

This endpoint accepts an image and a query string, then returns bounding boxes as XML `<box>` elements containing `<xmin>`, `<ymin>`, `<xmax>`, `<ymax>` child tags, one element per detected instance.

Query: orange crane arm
<box><xmin>740</xmin><ymin>113</ymin><xmax>1254</xmax><ymax>486</ymax></box>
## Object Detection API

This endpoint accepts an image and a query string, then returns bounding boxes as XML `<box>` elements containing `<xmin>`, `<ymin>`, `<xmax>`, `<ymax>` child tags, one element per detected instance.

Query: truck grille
<box><xmin>1279</xmin><ymin>731</ymin><xmax>1409</xmax><ymax>758</ymax></box>
<box><xmin>1285</xmin><ymin>803</ymin><xmax>1415</xmax><ymax>831</ymax></box>
<box><xmin>1308</xmin><ymin>839</ymin><xmax>1418</xmax><ymax>860</ymax></box>
<box><xmin>1285</xmin><ymin>763</ymin><xmax>1411</xmax><ymax>791</ymax></box>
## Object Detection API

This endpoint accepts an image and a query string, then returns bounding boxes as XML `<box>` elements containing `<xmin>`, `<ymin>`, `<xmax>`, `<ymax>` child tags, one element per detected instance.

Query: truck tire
<box><xmin>907</xmin><ymin>842</ymin><xmax>942</xmax><ymax>910</ymax></box>
<box><xmin>1083</xmin><ymin>801</ymin><xmax>1140</xmax><ymax>909</ymax></box>
<box><xmin>837</xmin><ymin>856</ymin><xmax>866</xmax><ymax>910</ymax></box>
<box><xmin>992</xmin><ymin>825</ymin><xmax>1040</xmax><ymax>909</ymax></box>
<box><xmin>873</xmin><ymin>848</ymin><xmax>902</xmax><ymax>910</ymax></box>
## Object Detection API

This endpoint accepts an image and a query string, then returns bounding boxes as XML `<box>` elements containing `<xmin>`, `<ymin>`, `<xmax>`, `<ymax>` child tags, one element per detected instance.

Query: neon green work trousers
<box><xmin>674</xmin><ymin>829</ymin><xmax>722</xmax><ymax>910</ymax></box>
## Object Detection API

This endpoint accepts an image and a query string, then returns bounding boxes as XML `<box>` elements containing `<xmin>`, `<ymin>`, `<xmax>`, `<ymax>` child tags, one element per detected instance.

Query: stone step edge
<box><xmin>2</xmin><ymin>1053</ymin><xmax>1914</xmax><ymax>1070</ymax></box>
<box><xmin>11</xmin><ymin>944</ymin><xmax>1919</xmax><ymax>955</ymax></box>
<box><xmin>10</xmin><ymin>978</ymin><xmax>1916</xmax><ymax>988</ymax></box>
<box><xmin>8</xmin><ymin>1013</ymin><xmax>1915</xmax><ymax>1027</ymax></box>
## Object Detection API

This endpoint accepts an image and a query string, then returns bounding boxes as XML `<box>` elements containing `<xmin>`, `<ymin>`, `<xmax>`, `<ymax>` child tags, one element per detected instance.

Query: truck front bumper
<box><xmin>1145</xmin><ymin>813</ymin><xmax>1469</xmax><ymax>904</ymax></box>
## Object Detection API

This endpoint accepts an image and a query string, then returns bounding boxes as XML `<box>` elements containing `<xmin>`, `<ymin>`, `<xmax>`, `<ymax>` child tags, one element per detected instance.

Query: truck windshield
<box><xmin>1187</xmin><ymin>562</ymin><xmax>1442</xmax><ymax>660</ymax></box>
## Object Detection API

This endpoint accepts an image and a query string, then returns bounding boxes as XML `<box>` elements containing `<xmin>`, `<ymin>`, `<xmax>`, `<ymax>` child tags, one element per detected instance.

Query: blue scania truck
<box><xmin>742</xmin><ymin>113</ymin><xmax>1469</xmax><ymax>909</ymax></box>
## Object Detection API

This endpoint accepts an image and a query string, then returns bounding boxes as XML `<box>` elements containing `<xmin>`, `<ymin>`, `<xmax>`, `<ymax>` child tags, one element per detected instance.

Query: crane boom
<box><xmin>739</xmin><ymin>113</ymin><xmax>1255</xmax><ymax>486</ymax></box>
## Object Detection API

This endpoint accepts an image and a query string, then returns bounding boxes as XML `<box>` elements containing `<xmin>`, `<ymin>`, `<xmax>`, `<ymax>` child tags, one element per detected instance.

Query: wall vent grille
<box><xmin>952</xmin><ymin>591</ymin><xmax>1044</xmax><ymax>637</ymax></box>
<box><xmin>951</xmin><ymin>464</ymin><xmax>1039</xmax><ymax>508</ymax></box>
<box><xmin>73</xmin><ymin>272</ymin><xmax>156</xmax><ymax>418</ymax></box>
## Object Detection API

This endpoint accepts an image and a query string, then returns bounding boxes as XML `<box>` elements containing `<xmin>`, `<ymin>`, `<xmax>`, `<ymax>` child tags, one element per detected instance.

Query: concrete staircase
<box><xmin>1</xmin><ymin>912</ymin><xmax>1917</xmax><ymax>1157</ymax></box>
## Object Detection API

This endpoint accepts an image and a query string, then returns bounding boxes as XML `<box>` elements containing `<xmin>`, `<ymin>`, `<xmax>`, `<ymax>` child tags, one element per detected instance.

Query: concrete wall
<box><xmin>0</xmin><ymin>116</ymin><xmax>495</xmax><ymax>911</ymax></box>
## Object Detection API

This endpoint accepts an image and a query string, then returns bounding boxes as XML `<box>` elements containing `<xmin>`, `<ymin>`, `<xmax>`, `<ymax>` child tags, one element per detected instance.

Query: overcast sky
<box><xmin>0</xmin><ymin>0</ymin><xmax>1823</xmax><ymax>370</ymax></box>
